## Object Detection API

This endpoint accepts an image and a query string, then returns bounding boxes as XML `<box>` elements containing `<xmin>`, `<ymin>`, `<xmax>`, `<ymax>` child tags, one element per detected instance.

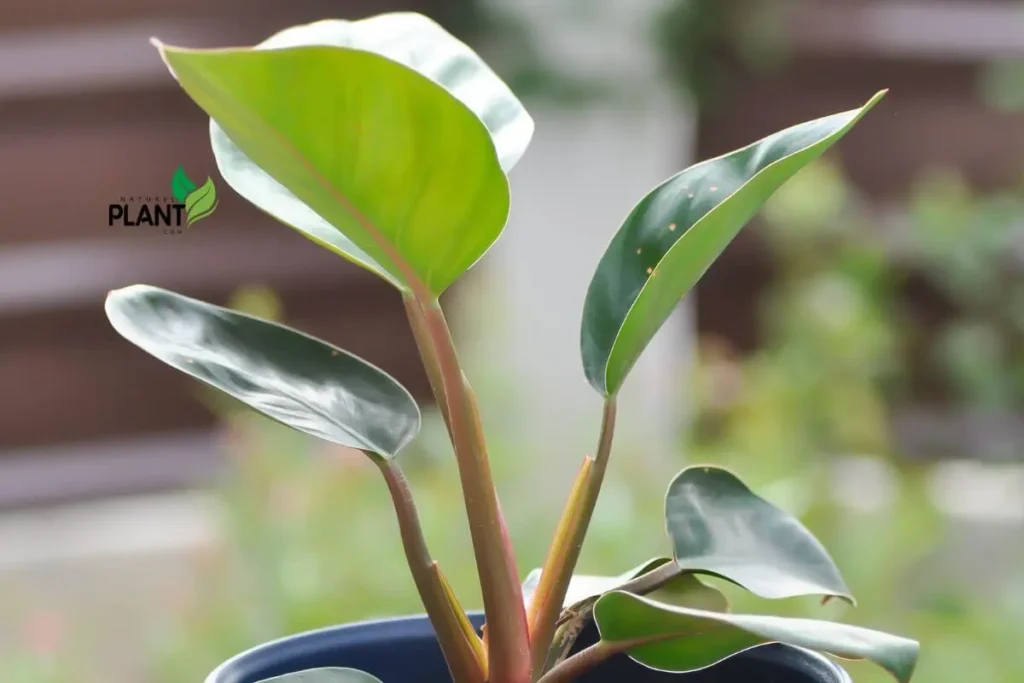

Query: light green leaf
<box><xmin>184</xmin><ymin>176</ymin><xmax>218</xmax><ymax>227</ymax></box>
<box><xmin>257</xmin><ymin>668</ymin><xmax>383</xmax><ymax>683</ymax></box>
<box><xmin>522</xmin><ymin>557</ymin><xmax>671</xmax><ymax>611</ymax></box>
<box><xmin>581</xmin><ymin>91</ymin><xmax>886</xmax><ymax>395</ymax></box>
<box><xmin>532</xmin><ymin>560</ymin><xmax>727</xmax><ymax>674</ymax></box>
<box><xmin>644</xmin><ymin>573</ymin><xmax>728</xmax><ymax>612</ymax></box>
<box><xmin>208</xmin><ymin>13</ymin><xmax>532</xmax><ymax>293</ymax></box>
<box><xmin>666</xmin><ymin>466</ymin><xmax>853</xmax><ymax>603</ymax></box>
<box><xmin>527</xmin><ymin>567</ymin><xmax>728</xmax><ymax>614</ymax></box>
<box><xmin>594</xmin><ymin>591</ymin><xmax>919</xmax><ymax>683</ymax></box>
<box><xmin>158</xmin><ymin>40</ymin><xmax>510</xmax><ymax>295</ymax></box>
<box><xmin>237</xmin><ymin>13</ymin><xmax>533</xmax><ymax>171</ymax></box>
<box><xmin>105</xmin><ymin>285</ymin><xmax>419</xmax><ymax>459</ymax></box>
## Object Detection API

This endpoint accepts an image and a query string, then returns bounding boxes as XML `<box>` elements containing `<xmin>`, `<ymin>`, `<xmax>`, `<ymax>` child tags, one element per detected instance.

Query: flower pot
<box><xmin>206</xmin><ymin>613</ymin><xmax>852</xmax><ymax>683</ymax></box>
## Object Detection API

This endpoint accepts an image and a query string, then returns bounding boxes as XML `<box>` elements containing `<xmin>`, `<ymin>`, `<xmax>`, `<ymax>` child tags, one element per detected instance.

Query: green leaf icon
<box><xmin>184</xmin><ymin>177</ymin><xmax>218</xmax><ymax>227</ymax></box>
<box><xmin>170</xmin><ymin>165</ymin><xmax>197</xmax><ymax>203</ymax></box>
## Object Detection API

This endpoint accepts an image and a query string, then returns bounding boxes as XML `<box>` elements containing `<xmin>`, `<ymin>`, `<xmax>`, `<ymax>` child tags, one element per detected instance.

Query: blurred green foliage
<box><xmin>653</xmin><ymin>0</ymin><xmax>792</xmax><ymax>108</ymax></box>
<box><xmin>442</xmin><ymin>0</ymin><xmax>613</xmax><ymax>107</ymax></box>
<box><xmin>905</xmin><ymin>170</ymin><xmax>1024</xmax><ymax>417</ymax></box>
<box><xmin>686</xmin><ymin>159</ymin><xmax>1024</xmax><ymax>683</ymax></box>
<box><xmin>978</xmin><ymin>60</ymin><xmax>1024</xmax><ymax>113</ymax></box>
<box><xmin>0</xmin><ymin>609</ymin><xmax>79</xmax><ymax>683</ymax></box>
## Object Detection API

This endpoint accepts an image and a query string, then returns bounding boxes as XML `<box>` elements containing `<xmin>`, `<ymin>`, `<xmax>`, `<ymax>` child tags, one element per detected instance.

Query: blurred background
<box><xmin>0</xmin><ymin>0</ymin><xmax>1022</xmax><ymax>682</ymax></box>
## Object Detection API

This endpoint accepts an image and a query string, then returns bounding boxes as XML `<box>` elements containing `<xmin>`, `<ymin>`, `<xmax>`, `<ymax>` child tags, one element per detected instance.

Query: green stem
<box><xmin>377</xmin><ymin>459</ymin><xmax>486</xmax><ymax>683</ymax></box>
<box><xmin>528</xmin><ymin>398</ymin><xmax>617</xmax><ymax>679</ymax></box>
<box><xmin>414</xmin><ymin>297</ymin><xmax>531</xmax><ymax>683</ymax></box>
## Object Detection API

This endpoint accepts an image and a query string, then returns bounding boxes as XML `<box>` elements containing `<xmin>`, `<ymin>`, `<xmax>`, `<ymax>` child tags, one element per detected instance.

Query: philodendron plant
<box><xmin>104</xmin><ymin>12</ymin><xmax>919</xmax><ymax>683</ymax></box>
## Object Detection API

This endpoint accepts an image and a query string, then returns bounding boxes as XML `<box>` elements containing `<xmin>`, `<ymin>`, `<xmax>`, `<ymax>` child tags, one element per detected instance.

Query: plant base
<box><xmin>206</xmin><ymin>614</ymin><xmax>851</xmax><ymax>683</ymax></box>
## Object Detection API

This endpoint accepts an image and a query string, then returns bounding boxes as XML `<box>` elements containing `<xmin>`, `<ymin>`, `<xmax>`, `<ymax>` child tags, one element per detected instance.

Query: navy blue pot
<box><xmin>207</xmin><ymin>613</ymin><xmax>851</xmax><ymax>683</ymax></box>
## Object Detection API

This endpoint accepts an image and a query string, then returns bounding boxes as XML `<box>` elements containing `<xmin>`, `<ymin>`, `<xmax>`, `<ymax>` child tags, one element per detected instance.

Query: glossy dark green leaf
<box><xmin>157</xmin><ymin>38</ymin><xmax>510</xmax><ymax>295</ymax></box>
<box><xmin>666</xmin><ymin>466</ymin><xmax>852</xmax><ymax>603</ymax></box>
<box><xmin>105</xmin><ymin>285</ymin><xmax>419</xmax><ymax>459</ymax></box>
<box><xmin>257</xmin><ymin>668</ymin><xmax>383</xmax><ymax>683</ymax></box>
<box><xmin>594</xmin><ymin>592</ymin><xmax>919</xmax><ymax>683</ymax></box>
<box><xmin>581</xmin><ymin>91</ymin><xmax>886</xmax><ymax>395</ymax></box>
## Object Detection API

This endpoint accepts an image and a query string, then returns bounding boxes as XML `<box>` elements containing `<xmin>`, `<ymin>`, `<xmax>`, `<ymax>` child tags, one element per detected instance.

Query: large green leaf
<box><xmin>207</xmin><ymin>13</ymin><xmax>532</xmax><ymax>292</ymax></box>
<box><xmin>257</xmin><ymin>669</ymin><xmax>383</xmax><ymax>683</ymax></box>
<box><xmin>105</xmin><ymin>285</ymin><xmax>419</xmax><ymax>459</ymax></box>
<box><xmin>157</xmin><ymin>40</ymin><xmax>510</xmax><ymax>295</ymax></box>
<box><xmin>666</xmin><ymin>466</ymin><xmax>853</xmax><ymax>603</ymax></box>
<box><xmin>580</xmin><ymin>91</ymin><xmax>886</xmax><ymax>395</ymax></box>
<box><xmin>594</xmin><ymin>591</ymin><xmax>919</xmax><ymax>683</ymax></box>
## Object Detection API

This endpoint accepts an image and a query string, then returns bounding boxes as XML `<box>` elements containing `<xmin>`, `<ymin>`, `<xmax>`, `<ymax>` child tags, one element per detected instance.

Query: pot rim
<box><xmin>205</xmin><ymin>613</ymin><xmax>444</xmax><ymax>683</ymax></box>
<box><xmin>205</xmin><ymin>612</ymin><xmax>853</xmax><ymax>683</ymax></box>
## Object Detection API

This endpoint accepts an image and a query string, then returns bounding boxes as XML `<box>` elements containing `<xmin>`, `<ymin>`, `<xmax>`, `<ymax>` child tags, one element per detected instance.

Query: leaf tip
<box><xmin>150</xmin><ymin>38</ymin><xmax>182</xmax><ymax>81</ymax></box>
<box><xmin>671</xmin><ymin>463</ymin><xmax>737</xmax><ymax>484</ymax></box>
<box><xmin>105</xmin><ymin>285</ymin><xmax>131</xmax><ymax>302</ymax></box>
<box><xmin>866</xmin><ymin>89</ymin><xmax>888</xmax><ymax>108</ymax></box>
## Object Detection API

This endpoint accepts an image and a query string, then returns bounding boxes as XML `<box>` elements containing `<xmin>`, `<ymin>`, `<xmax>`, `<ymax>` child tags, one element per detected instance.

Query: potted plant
<box><xmin>104</xmin><ymin>12</ymin><xmax>919</xmax><ymax>683</ymax></box>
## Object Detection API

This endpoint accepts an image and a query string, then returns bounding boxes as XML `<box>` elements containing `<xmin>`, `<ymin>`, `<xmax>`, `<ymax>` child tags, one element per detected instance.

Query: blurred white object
<box><xmin>460</xmin><ymin>0</ymin><xmax>696</xmax><ymax>464</ymax></box>
<box><xmin>929</xmin><ymin>459</ymin><xmax>1024</xmax><ymax>523</ymax></box>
